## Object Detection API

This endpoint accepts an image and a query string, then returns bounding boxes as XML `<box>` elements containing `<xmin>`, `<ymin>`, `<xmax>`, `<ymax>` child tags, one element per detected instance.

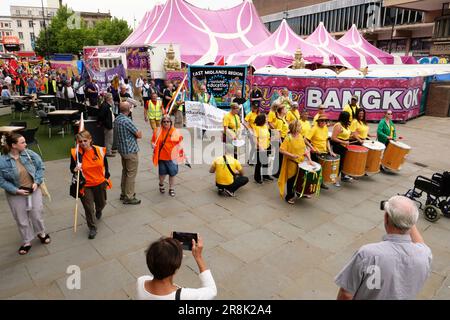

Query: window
<box><xmin>30</xmin><ymin>32</ymin><xmax>35</xmax><ymax>41</ymax></box>
<box><xmin>20</xmin><ymin>44</ymin><xmax>25</xmax><ymax>50</ymax></box>
<box><xmin>17</xmin><ymin>20</ymin><xmax>22</xmax><ymax>28</ymax></box>
<box><xmin>28</xmin><ymin>10</ymin><xmax>32</xmax><ymax>16</ymax></box>
<box><xmin>29</xmin><ymin>20</ymin><xmax>34</xmax><ymax>28</ymax></box>
<box><xmin>40</xmin><ymin>20</ymin><xmax>45</xmax><ymax>28</ymax></box>
<box><xmin>0</xmin><ymin>23</ymin><xmax>3</xmax><ymax>28</ymax></box>
<box><xmin>16</xmin><ymin>10</ymin><xmax>20</xmax><ymax>15</ymax></box>
<box><xmin>39</xmin><ymin>11</ymin><xmax>43</xmax><ymax>16</ymax></box>
<box><xmin>6</xmin><ymin>32</ymin><xmax>10</xmax><ymax>36</ymax></box>
<box><xmin>18</xmin><ymin>32</ymin><xmax>23</xmax><ymax>39</ymax></box>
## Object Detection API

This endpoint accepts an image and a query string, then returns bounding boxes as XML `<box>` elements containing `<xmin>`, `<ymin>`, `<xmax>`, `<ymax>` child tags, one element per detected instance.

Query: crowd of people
<box><xmin>0</xmin><ymin>71</ymin><xmax>433</xmax><ymax>300</ymax></box>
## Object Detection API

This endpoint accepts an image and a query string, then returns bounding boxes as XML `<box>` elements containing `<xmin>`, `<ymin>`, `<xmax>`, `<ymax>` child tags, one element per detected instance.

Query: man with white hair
<box><xmin>335</xmin><ymin>195</ymin><xmax>432</xmax><ymax>300</ymax></box>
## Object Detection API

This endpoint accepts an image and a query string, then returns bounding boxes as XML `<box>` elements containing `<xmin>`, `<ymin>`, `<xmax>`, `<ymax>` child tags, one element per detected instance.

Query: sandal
<box><xmin>169</xmin><ymin>189</ymin><xmax>175</xmax><ymax>197</ymax></box>
<box><xmin>287</xmin><ymin>198</ymin><xmax>296</xmax><ymax>205</ymax></box>
<box><xmin>37</xmin><ymin>233</ymin><xmax>51</xmax><ymax>244</ymax></box>
<box><xmin>18</xmin><ymin>244</ymin><xmax>32</xmax><ymax>255</ymax></box>
<box><xmin>159</xmin><ymin>184</ymin><xmax>165</xmax><ymax>194</ymax></box>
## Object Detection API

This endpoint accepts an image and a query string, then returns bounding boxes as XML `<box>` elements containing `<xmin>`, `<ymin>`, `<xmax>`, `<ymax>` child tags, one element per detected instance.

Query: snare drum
<box><xmin>363</xmin><ymin>141</ymin><xmax>386</xmax><ymax>175</ymax></box>
<box><xmin>295</xmin><ymin>161</ymin><xmax>322</xmax><ymax>197</ymax></box>
<box><xmin>342</xmin><ymin>145</ymin><xmax>368</xmax><ymax>177</ymax></box>
<box><xmin>381</xmin><ymin>140</ymin><xmax>411</xmax><ymax>171</ymax></box>
<box><xmin>317</xmin><ymin>154</ymin><xmax>340</xmax><ymax>183</ymax></box>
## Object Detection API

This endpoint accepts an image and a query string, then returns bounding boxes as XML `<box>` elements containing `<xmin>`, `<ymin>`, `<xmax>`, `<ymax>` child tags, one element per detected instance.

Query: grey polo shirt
<box><xmin>335</xmin><ymin>234</ymin><xmax>432</xmax><ymax>300</ymax></box>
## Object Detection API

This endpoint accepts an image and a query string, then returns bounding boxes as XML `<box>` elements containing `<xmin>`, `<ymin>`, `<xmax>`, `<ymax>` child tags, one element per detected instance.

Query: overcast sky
<box><xmin>0</xmin><ymin>0</ymin><xmax>244</xmax><ymax>28</ymax></box>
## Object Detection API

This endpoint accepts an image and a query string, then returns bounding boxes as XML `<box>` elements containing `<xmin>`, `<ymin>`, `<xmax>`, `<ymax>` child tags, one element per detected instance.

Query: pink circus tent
<box><xmin>227</xmin><ymin>19</ymin><xmax>331</xmax><ymax>68</ymax></box>
<box><xmin>122</xmin><ymin>5</ymin><xmax>163</xmax><ymax>46</ymax></box>
<box><xmin>122</xmin><ymin>0</ymin><xmax>271</xmax><ymax>65</ymax></box>
<box><xmin>306</xmin><ymin>22</ymin><xmax>365</xmax><ymax>69</ymax></box>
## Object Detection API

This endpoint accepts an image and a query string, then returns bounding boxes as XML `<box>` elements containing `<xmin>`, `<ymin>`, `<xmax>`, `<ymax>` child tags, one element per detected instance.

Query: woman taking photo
<box><xmin>330</xmin><ymin>111</ymin><xmax>354</xmax><ymax>186</ymax></box>
<box><xmin>278</xmin><ymin>121</ymin><xmax>312</xmax><ymax>204</ymax></box>
<box><xmin>0</xmin><ymin>133</ymin><xmax>50</xmax><ymax>255</ymax></box>
<box><xmin>136</xmin><ymin>235</ymin><xmax>217</xmax><ymax>300</ymax></box>
<box><xmin>70</xmin><ymin>130</ymin><xmax>111</xmax><ymax>240</ymax></box>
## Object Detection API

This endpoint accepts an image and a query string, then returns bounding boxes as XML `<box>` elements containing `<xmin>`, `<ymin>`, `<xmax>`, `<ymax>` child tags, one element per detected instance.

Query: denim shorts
<box><xmin>158</xmin><ymin>160</ymin><xmax>178</xmax><ymax>177</ymax></box>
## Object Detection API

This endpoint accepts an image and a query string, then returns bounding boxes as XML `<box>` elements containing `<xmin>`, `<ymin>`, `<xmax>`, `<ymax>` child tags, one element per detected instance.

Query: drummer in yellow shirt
<box><xmin>285</xmin><ymin>101</ymin><xmax>300</xmax><ymax>124</ymax></box>
<box><xmin>273</xmin><ymin>104</ymin><xmax>289</xmax><ymax>178</ymax></box>
<box><xmin>223</xmin><ymin>103</ymin><xmax>241</xmax><ymax>159</ymax></box>
<box><xmin>299</xmin><ymin>109</ymin><xmax>311</xmax><ymax>137</ymax></box>
<box><xmin>313</xmin><ymin>104</ymin><xmax>328</xmax><ymax>124</ymax></box>
<box><xmin>253</xmin><ymin>114</ymin><xmax>272</xmax><ymax>183</ymax></box>
<box><xmin>278</xmin><ymin>120</ymin><xmax>313</xmax><ymax>204</ymax></box>
<box><xmin>305</xmin><ymin>114</ymin><xmax>336</xmax><ymax>190</ymax></box>
<box><xmin>267</xmin><ymin>102</ymin><xmax>279</xmax><ymax>130</ymax></box>
<box><xmin>342</xmin><ymin>95</ymin><xmax>360</xmax><ymax>122</ymax></box>
<box><xmin>244</xmin><ymin>101</ymin><xmax>260</xmax><ymax>165</ymax></box>
<box><xmin>350</xmin><ymin>108</ymin><xmax>374</xmax><ymax>144</ymax></box>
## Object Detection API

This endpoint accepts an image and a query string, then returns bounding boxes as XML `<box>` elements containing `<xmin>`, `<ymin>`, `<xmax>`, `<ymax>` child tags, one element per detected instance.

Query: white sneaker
<box><xmin>335</xmin><ymin>181</ymin><xmax>341</xmax><ymax>187</ymax></box>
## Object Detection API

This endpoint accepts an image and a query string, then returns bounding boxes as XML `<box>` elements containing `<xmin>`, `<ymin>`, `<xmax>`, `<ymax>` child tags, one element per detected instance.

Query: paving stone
<box><xmin>418</xmin><ymin>272</ymin><xmax>445</xmax><ymax>300</ymax></box>
<box><xmin>220</xmin><ymin>229</ymin><xmax>286</xmax><ymax>263</ymax></box>
<box><xmin>56</xmin><ymin>259</ymin><xmax>135</xmax><ymax>299</ymax></box>
<box><xmin>7</xmin><ymin>281</ymin><xmax>64</xmax><ymax>300</ymax></box>
<box><xmin>300</xmin><ymin>222</ymin><xmax>359</xmax><ymax>254</ymax></box>
<box><xmin>25</xmin><ymin>243</ymin><xmax>104</xmax><ymax>286</ymax></box>
<box><xmin>151</xmin><ymin>199</ymin><xmax>190</xmax><ymax>218</ymax></box>
<box><xmin>207</xmin><ymin>217</ymin><xmax>255</xmax><ymax>240</ymax></box>
<box><xmin>150</xmin><ymin>211</ymin><xmax>206</xmax><ymax>237</ymax></box>
<box><xmin>92</xmin><ymin>225</ymin><xmax>160</xmax><ymax>260</ymax></box>
<box><xmin>332</xmin><ymin>213</ymin><xmax>380</xmax><ymax>235</ymax></box>
<box><xmin>117</xmin><ymin>247</ymin><xmax>148</xmax><ymax>279</ymax></box>
<box><xmin>262</xmin><ymin>218</ymin><xmax>306</xmax><ymax>241</ymax></box>
<box><xmin>232</xmin><ymin>204</ymin><xmax>284</xmax><ymax>227</ymax></box>
<box><xmin>178</xmin><ymin>190</ymin><xmax>219</xmax><ymax>209</ymax></box>
<box><xmin>433</xmin><ymin>275</ymin><xmax>450</xmax><ymax>300</ymax></box>
<box><xmin>191</xmin><ymin>203</ymin><xmax>232</xmax><ymax>223</ymax></box>
<box><xmin>0</xmin><ymin>264</ymin><xmax>35</xmax><ymax>298</ymax></box>
<box><xmin>102</xmin><ymin>208</ymin><xmax>162</xmax><ymax>233</ymax></box>
<box><xmin>281</xmin><ymin>208</ymin><xmax>336</xmax><ymax>233</ymax></box>
<box><xmin>279</xmin><ymin>268</ymin><xmax>337</xmax><ymax>300</ymax></box>
<box><xmin>0</xmin><ymin>240</ymin><xmax>49</xmax><ymax>270</ymax></box>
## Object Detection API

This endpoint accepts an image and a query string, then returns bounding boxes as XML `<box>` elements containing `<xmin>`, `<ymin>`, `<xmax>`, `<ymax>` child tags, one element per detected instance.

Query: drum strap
<box><xmin>223</xmin><ymin>156</ymin><xmax>237</xmax><ymax>179</ymax></box>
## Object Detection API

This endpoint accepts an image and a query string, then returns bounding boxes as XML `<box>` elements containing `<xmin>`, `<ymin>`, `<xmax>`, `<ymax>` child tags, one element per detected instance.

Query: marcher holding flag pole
<box><xmin>70</xmin><ymin>114</ymin><xmax>112</xmax><ymax>238</ymax></box>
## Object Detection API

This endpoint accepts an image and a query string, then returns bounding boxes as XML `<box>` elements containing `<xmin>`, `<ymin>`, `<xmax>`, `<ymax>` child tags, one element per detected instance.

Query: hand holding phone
<box><xmin>172</xmin><ymin>231</ymin><xmax>198</xmax><ymax>251</ymax></box>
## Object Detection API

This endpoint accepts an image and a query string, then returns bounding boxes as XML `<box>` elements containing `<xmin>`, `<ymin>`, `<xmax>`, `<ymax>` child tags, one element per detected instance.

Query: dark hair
<box><xmin>254</xmin><ymin>113</ymin><xmax>266</xmax><ymax>126</ymax></box>
<box><xmin>146</xmin><ymin>237</ymin><xmax>183</xmax><ymax>280</ymax></box>
<box><xmin>357</xmin><ymin>108</ymin><xmax>367</xmax><ymax>125</ymax></box>
<box><xmin>2</xmin><ymin>85</ymin><xmax>7</xmax><ymax>90</ymax></box>
<box><xmin>338</xmin><ymin>111</ymin><xmax>351</xmax><ymax>128</ymax></box>
<box><xmin>1</xmin><ymin>133</ymin><xmax>23</xmax><ymax>155</ymax></box>
<box><xmin>124</xmin><ymin>78</ymin><xmax>129</xmax><ymax>85</ymax></box>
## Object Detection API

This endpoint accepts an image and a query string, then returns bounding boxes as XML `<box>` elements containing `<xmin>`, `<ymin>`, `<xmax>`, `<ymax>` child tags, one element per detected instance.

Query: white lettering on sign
<box><xmin>307</xmin><ymin>89</ymin><xmax>322</xmax><ymax>108</ymax></box>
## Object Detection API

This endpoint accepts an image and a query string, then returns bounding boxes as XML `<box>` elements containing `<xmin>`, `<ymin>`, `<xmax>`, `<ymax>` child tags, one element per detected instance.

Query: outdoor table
<box><xmin>39</xmin><ymin>95</ymin><xmax>55</xmax><ymax>99</ymax></box>
<box><xmin>0</xmin><ymin>126</ymin><xmax>25</xmax><ymax>133</ymax></box>
<box><xmin>49</xmin><ymin>110</ymin><xmax>79</xmax><ymax>115</ymax></box>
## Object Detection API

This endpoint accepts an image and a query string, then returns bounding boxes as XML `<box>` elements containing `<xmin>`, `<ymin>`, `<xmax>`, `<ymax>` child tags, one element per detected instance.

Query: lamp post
<box><xmin>40</xmin><ymin>0</ymin><xmax>49</xmax><ymax>58</ymax></box>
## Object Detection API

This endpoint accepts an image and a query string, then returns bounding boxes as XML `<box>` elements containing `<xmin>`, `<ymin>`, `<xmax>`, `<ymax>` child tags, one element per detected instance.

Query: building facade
<box><xmin>0</xmin><ymin>16</ymin><xmax>13</xmax><ymax>53</ymax></box>
<box><xmin>254</xmin><ymin>0</ymin><xmax>434</xmax><ymax>57</ymax></box>
<box><xmin>10</xmin><ymin>4</ymin><xmax>111</xmax><ymax>53</ymax></box>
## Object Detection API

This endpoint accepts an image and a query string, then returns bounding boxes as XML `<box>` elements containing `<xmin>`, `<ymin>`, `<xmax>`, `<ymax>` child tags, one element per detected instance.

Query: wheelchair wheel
<box><xmin>424</xmin><ymin>205</ymin><xmax>441</xmax><ymax>222</ymax></box>
<box><xmin>439</xmin><ymin>201</ymin><xmax>450</xmax><ymax>218</ymax></box>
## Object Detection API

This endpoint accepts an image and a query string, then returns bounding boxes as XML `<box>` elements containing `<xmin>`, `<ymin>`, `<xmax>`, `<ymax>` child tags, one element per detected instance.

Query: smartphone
<box><xmin>380</xmin><ymin>200</ymin><xmax>387</xmax><ymax>211</ymax></box>
<box><xmin>172</xmin><ymin>232</ymin><xmax>198</xmax><ymax>251</ymax></box>
<box><xmin>19</xmin><ymin>186</ymin><xmax>33</xmax><ymax>194</ymax></box>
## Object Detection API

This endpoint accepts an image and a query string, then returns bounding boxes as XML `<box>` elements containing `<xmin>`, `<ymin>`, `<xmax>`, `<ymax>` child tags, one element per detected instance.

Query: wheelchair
<box><xmin>404</xmin><ymin>171</ymin><xmax>450</xmax><ymax>222</ymax></box>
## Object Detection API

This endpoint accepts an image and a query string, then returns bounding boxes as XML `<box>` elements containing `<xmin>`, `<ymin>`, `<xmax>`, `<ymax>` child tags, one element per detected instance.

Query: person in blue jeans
<box><xmin>27</xmin><ymin>76</ymin><xmax>37</xmax><ymax>95</ymax></box>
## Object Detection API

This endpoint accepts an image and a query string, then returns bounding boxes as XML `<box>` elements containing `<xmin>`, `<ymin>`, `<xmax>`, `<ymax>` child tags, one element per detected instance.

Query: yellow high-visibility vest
<box><xmin>147</xmin><ymin>100</ymin><xmax>162</xmax><ymax>120</ymax></box>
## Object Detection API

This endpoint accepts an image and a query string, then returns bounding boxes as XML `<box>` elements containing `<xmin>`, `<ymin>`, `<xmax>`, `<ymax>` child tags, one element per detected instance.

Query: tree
<box><xmin>93</xmin><ymin>18</ymin><xmax>132</xmax><ymax>45</ymax></box>
<box><xmin>35</xmin><ymin>5</ymin><xmax>132</xmax><ymax>57</ymax></box>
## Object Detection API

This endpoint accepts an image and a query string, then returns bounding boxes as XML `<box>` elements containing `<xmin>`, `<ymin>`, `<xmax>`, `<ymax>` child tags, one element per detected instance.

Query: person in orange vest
<box><xmin>70</xmin><ymin>130</ymin><xmax>112</xmax><ymax>239</ymax></box>
<box><xmin>151</xmin><ymin>115</ymin><xmax>184</xmax><ymax>197</ymax></box>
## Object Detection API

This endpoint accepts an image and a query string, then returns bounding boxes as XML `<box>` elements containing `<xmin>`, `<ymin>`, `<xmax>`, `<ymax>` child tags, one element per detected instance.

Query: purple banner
<box><xmin>86</xmin><ymin>64</ymin><xmax>126</xmax><ymax>92</ymax></box>
<box><xmin>248</xmin><ymin>75</ymin><xmax>424</xmax><ymax>121</ymax></box>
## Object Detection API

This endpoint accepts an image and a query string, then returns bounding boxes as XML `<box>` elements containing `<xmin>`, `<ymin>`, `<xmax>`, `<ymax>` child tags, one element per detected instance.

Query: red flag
<box><xmin>216</xmin><ymin>56</ymin><xmax>225</xmax><ymax>66</ymax></box>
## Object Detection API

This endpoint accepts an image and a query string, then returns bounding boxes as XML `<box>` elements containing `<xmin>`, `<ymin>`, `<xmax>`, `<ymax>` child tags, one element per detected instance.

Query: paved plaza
<box><xmin>0</xmin><ymin>115</ymin><xmax>450</xmax><ymax>300</ymax></box>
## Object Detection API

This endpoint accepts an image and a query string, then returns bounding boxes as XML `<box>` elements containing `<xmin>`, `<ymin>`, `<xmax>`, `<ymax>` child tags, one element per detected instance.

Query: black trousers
<box><xmin>273</xmin><ymin>138</ymin><xmax>284</xmax><ymax>177</ymax></box>
<box><xmin>254</xmin><ymin>148</ymin><xmax>270</xmax><ymax>182</ymax></box>
<box><xmin>217</xmin><ymin>176</ymin><xmax>249</xmax><ymax>193</ymax></box>
<box><xmin>285</xmin><ymin>174</ymin><xmax>297</xmax><ymax>201</ymax></box>
<box><xmin>330</xmin><ymin>141</ymin><xmax>347</xmax><ymax>174</ymax></box>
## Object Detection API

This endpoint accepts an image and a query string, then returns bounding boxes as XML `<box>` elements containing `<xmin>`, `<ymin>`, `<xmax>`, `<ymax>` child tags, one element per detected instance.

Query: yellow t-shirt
<box><xmin>267</xmin><ymin>111</ymin><xmax>277</xmax><ymax>126</ymax></box>
<box><xmin>280</xmin><ymin>134</ymin><xmax>306</xmax><ymax>178</ymax></box>
<box><xmin>244</xmin><ymin>111</ymin><xmax>258</xmax><ymax>130</ymax></box>
<box><xmin>313</xmin><ymin>113</ymin><xmax>320</xmax><ymax>123</ymax></box>
<box><xmin>254</xmin><ymin>125</ymin><xmax>270</xmax><ymax>150</ymax></box>
<box><xmin>212</xmin><ymin>155</ymin><xmax>242</xmax><ymax>186</ymax></box>
<box><xmin>285</xmin><ymin>110</ymin><xmax>300</xmax><ymax>123</ymax></box>
<box><xmin>299</xmin><ymin>119</ymin><xmax>311</xmax><ymax>137</ymax></box>
<box><xmin>343</xmin><ymin>104</ymin><xmax>359</xmax><ymax>122</ymax></box>
<box><xmin>274</xmin><ymin>116</ymin><xmax>289</xmax><ymax>139</ymax></box>
<box><xmin>350</xmin><ymin>119</ymin><xmax>369</xmax><ymax>139</ymax></box>
<box><xmin>334</xmin><ymin>123</ymin><xmax>351</xmax><ymax>141</ymax></box>
<box><xmin>306</xmin><ymin>125</ymin><xmax>328</xmax><ymax>153</ymax></box>
<box><xmin>223</xmin><ymin>112</ymin><xmax>241</xmax><ymax>133</ymax></box>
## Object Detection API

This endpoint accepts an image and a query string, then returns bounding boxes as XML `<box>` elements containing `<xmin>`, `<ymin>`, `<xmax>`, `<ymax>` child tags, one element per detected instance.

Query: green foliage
<box><xmin>35</xmin><ymin>5</ymin><xmax>132</xmax><ymax>57</ymax></box>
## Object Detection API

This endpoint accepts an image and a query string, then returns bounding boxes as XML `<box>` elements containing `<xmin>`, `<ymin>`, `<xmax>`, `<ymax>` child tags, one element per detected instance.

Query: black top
<box><xmin>251</xmin><ymin>88</ymin><xmax>262</xmax><ymax>100</ymax></box>
<box><xmin>233</xmin><ymin>97</ymin><xmax>247</xmax><ymax>105</ymax></box>
<box><xmin>98</xmin><ymin>102</ymin><xmax>114</xmax><ymax>130</ymax></box>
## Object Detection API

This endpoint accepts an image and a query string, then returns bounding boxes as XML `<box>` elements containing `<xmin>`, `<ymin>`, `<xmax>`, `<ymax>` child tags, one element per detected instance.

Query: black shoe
<box><xmin>263</xmin><ymin>176</ymin><xmax>274</xmax><ymax>181</ymax></box>
<box><xmin>120</xmin><ymin>193</ymin><xmax>135</xmax><ymax>201</ymax></box>
<box><xmin>272</xmin><ymin>174</ymin><xmax>279</xmax><ymax>179</ymax></box>
<box><xmin>123</xmin><ymin>197</ymin><xmax>141</xmax><ymax>205</ymax></box>
<box><xmin>255</xmin><ymin>179</ymin><xmax>263</xmax><ymax>184</ymax></box>
<box><xmin>95</xmin><ymin>211</ymin><xmax>102</xmax><ymax>220</ymax></box>
<box><xmin>88</xmin><ymin>229</ymin><xmax>97</xmax><ymax>239</ymax></box>
<box><xmin>218</xmin><ymin>189</ymin><xmax>224</xmax><ymax>196</ymax></box>
<box><xmin>321</xmin><ymin>184</ymin><xmax>329</xmax><ymax>190</ymax></box>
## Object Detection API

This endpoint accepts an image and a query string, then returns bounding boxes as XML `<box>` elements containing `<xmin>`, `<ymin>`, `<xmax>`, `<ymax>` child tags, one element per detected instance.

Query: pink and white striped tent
<box><xmin>122</xmin><ymin>5</ymin><xmax>164</xmax><ymax>46</ymax></box>
<box><xmin>122</xmin><ymin>0</ymin><xmax>270</xmax><ymax>65</ymax></box>
<box><xmin>306</xmin><ymin>22</ymin><xmax>365</xmax><ymax>69</ymax></box>
<box><xmin>227</xmin><ymin>19</ymin><xmax>330</xmax><ymax>68</ymax></box>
